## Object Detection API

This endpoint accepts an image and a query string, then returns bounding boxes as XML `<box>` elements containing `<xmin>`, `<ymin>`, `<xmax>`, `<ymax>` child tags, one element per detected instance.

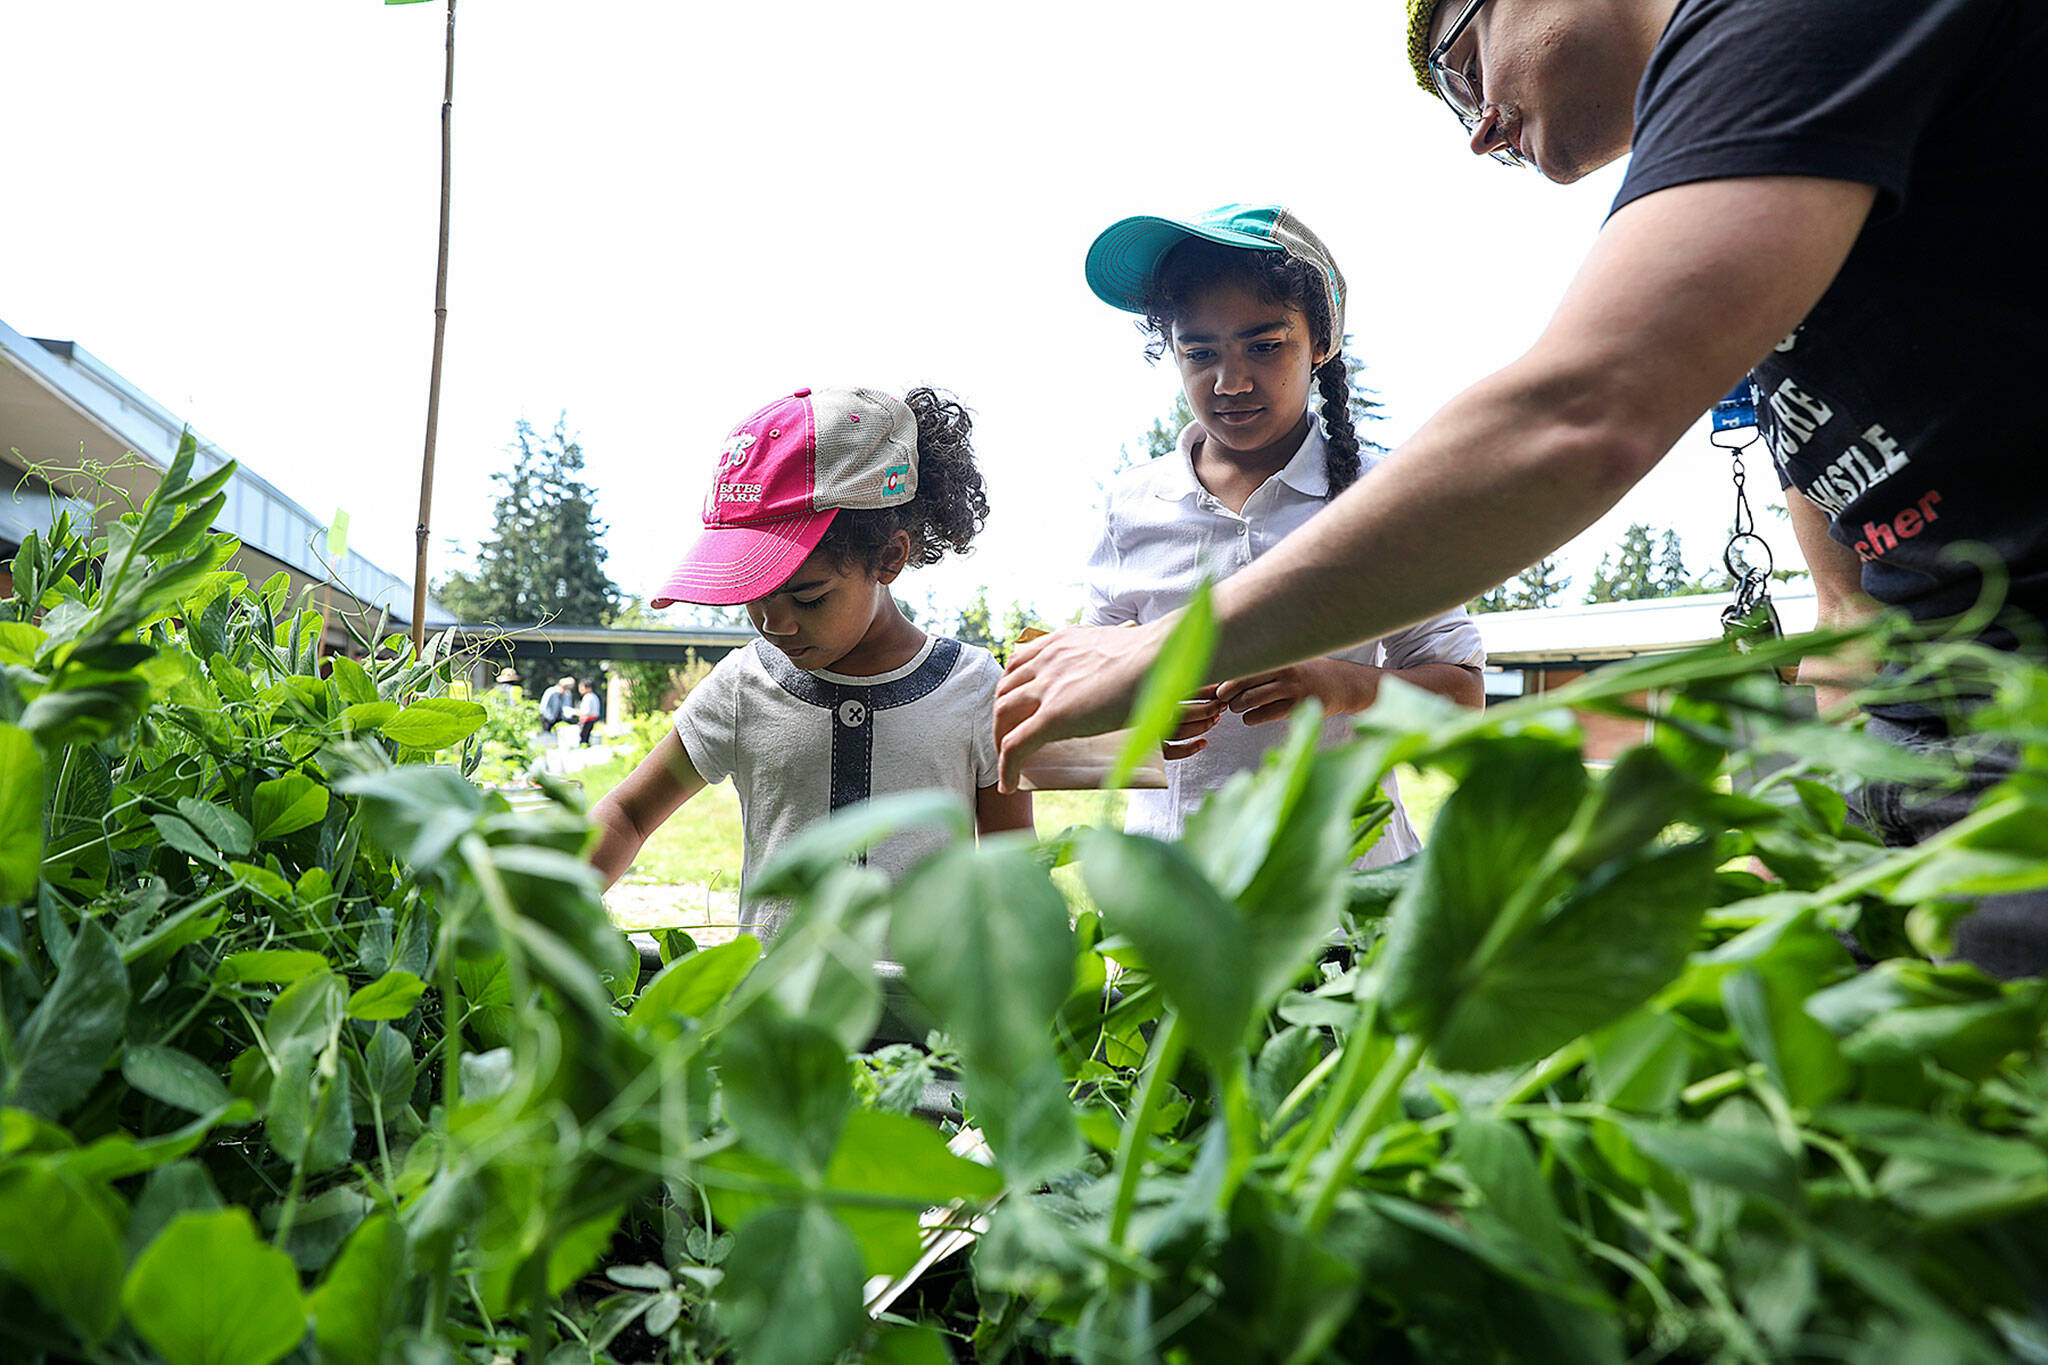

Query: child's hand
<box><xmin>1215</xmin><ymin>659</ymin><xmax>1380</xmax><ymax>726</ymax></box>
<box><xmin>1163</xmin><ymin>686</ymin><xmax>1224</xmax><ymax>760</ymax></box>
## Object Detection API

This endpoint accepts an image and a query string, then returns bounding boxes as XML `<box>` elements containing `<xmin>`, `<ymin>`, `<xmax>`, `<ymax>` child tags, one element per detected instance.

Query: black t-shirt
<box><xmin>1615</xmin><ymin>0</ymin><xmax>2048</xmax><ymax>672</ymax></box>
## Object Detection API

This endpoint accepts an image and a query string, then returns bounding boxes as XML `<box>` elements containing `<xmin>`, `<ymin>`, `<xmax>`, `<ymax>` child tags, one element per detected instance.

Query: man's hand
<box><xmin>1215</xmin><ymin>658</ymin><xmax>1378</xmax><ymax>727</ymax></box>
<box><xmin>995</xmin><ymin>620</ymin><xmax>1168</xmax><ymax>790</ymax></box>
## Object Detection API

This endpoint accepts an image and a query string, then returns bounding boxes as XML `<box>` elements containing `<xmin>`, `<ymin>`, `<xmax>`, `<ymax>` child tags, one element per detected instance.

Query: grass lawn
<box><xmin>577</xmin><ymin>738</ymin><xmax>1453</xmax><ymax>932</ymax></box>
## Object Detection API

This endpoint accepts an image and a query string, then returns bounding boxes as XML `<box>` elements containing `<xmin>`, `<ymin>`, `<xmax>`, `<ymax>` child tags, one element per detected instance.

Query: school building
<box><xmin>1474</xmin><ymin>587</ymin><xmax>1819</xmax><ymax>759</ymax></box>
<box><xmin>0</xmin><ymin>315</ymin><xmax>454</xmax><ymax>641</ymax></box>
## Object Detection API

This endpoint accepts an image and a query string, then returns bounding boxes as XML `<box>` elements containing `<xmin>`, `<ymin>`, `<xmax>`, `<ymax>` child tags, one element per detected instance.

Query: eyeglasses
<box><xmin>1426</xmin><ymin>0</ymin><xmax>1526</xmax><ymax>168</ymax></box>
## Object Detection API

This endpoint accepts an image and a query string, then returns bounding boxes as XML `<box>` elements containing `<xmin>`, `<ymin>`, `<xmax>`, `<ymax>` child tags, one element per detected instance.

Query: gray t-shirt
<box><xmin>674</xmin><ymin>635</ymin><xmax>1000</xmax><ymax>938</ymax></box>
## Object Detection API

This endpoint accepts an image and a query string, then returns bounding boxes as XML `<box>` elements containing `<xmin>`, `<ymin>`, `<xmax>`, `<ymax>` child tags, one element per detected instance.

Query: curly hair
<box><xmin>1140</xmin><ymin>239</ymin><xmax>1379</xmax><ymax>498</ymax></box>
<box><xmin>814</xmin><ymin>387</ymin><xmax>990</xmax><ymax>576</ymax></box>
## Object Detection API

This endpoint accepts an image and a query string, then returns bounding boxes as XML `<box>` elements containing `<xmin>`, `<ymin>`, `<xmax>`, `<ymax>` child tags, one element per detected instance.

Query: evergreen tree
<box><xmin>1584</xmin><ymin>525</ymin><xmax>1729</xmax><ymax>604</ymax></box>
<box><xmin>1470</xmin><ymin>556</ymin><xmax>1571</xmax><ymax>613</ymax></box>
<box><xmin>438</xmin><ymin>418</ymin><xmax>620</xmax><ymax>692</ymax></box>
<box><xmin>1584</xmin><ymin>524</ymin><xmax>1661</xmax><ymax>603</ymax></box>
<box><xmin>1656</xmin><ymin>531</ymin><xmax>1693</xmax><ymax>596</ymax></box>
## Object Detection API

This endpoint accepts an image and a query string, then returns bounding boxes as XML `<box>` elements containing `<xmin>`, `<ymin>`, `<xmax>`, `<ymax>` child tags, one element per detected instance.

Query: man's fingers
<box><xmin>997</xmin><ymin>644</ymin><xmax>1043</xmax><ymax>694</ymax></box>
<box><xmin>1161</xmin><ymin>736</ymin><xmax>1208</xmax><ymax>760</ymax></box>
<box><xmin>997</xmin><ymin>709</ymin><xmax>1044</xmax><ymax>793</ymax></box>
<box><xmin>1215</xmin><ymin>669</ymin><xmax>1284</xmax><ymax>705</ymax></box>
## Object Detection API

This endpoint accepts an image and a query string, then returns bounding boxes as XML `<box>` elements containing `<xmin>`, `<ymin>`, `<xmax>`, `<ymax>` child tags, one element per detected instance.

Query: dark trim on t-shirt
<box><xmin>753</xmin><ymin>636</ymin><xmax>966</xmax><ymax>812</ymax></box>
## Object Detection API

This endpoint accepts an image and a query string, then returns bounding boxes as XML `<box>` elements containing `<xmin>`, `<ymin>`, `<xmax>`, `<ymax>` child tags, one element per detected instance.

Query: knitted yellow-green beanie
<box><xmin>1406</xmin><ymin>0</ymin><xmax>1444</xmax><ymax>93</ymax></box>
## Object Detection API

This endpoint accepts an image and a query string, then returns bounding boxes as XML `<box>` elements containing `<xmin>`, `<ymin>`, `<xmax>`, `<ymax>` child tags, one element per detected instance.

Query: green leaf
<box><xmin>1380</xmin><ymin>739</ymin><xmax>1587</xmax><ymax>1037</ymax></box>
<box><xmin>868</xmin><ymin>1325</ymin><xmax>953</xmax><ymax>1365</ymax></box>
<box><xmin>266</xmin><ymin>1035</ymin><xmax>355</xmax><ymax>1172</ymax></box>
<box><xmin>152</xmin><ymin>813</ymin><xmax>227</xmax><ymax>867</ymax></box>
<box><xmin>0</xmin><ymin>725</ymin><xmax>43</xmax><ymax>902</ymax></box>
<box><xmin>252</xmin><ymin>774</ymin><xmax>328</xmax><ymax>842</ymax></box>
<box><xmin>338</xmin><ymin>764</ymin><xmax>483</xmax><ymax>873</ymax></box>
<box><xmin>326</xmin><ymin>654</ymin><xmax>378</xmax><ymax>708</ymax></box>
<box><xmin>1586</xmin><ymin>1010</ymin><xmax>1692</xmax><ymax>1112</ymax></box>
<box><xmin>1079</xmin><ymin>829</ymin><xmax>1257</xmax><ymax>1066</ymax></box>
<box><xmin>0</xmin><ymin>622</ymin><xmax>47</xmax><ymax>665</ymax></box>
<box><xmin>714</xmin><ymin>1005</ymin><xmax>852</xmax><ymax>1178</ymax></box>
<box><xmin>139</xmin><ymin>492</ymin><xmax>227</xmax><ymax>558</ymax></box>
<box><xmin>893</xmin><ymin>841</ymin><xmax>1075</xmax><ymax>1082</ymax></box>
<box><xmin>716</xmin><ymin>1204</ymin><xmax>866</xmax><ymax>1365</ymax></box>
<box><xmin>1111</xmin><ymin>578</ymin><xmax>1214</xmax><ymax>788</ymax></box>
<box><xmin>0</xmin><ymin>1164</ymin><xmax>125</xmax><ymax>1343</ymax></box>
<box><xmin>228</xmin><ymin>862</ymin><xmax>294</xmax><ymax>902</ymax></box>
<box><xmin>217</xmin><ymin>950</ymin><xmax>331</xmax><ymax>985</ymax></box>
<box><xmin>377</xmin><ymin>697</ymin><xmax>487</xmax><ymax>750</ymax></box>
<box><xmin>749</xmin><ymin>789</ymin><xmax>968</xmax><ymax>898</ymax></box>
<box><xmin>5</xmin><ymin>921</ymin><xmax>129</xmax><ymax>1120</ymax></box>
<box><xmin>1619</xmin><ymin>1117</ymin><xmax>1801</xmax><ymax>1209</ymax></box>
<box><xmin>347</xmin><ymin>1025</ymin><xmax>417</xmax><ymax>1118</ymax></box>
<box><xmin>819</xmin><ymin>1110</ymin><xmax>1001</xmax><ymax>1277</ymax></box>
<box><xmin>1723</xmin><ymin>967</ymin><xmax>1848</xmax><ymax>1109</ymax></box>
<box><xmin>176</xmin><ymin>797</ymin><xmax>253</xmax><ymax>857</ymax></box>
<box><xmin>345</xmin><ymin>970</ymin><xmax>426</xmax><ymax>1021</ymax></box>
<box><xmin>265</xmin><ymin>970</ymin><xmax>347</xmax><ymax>1050</ymax></box>
<box><xmin>126</xmin><ymin>1163</ymin><xmax>225</xmax><ymax>1264</ymax></box>
<box><xmin>1434</xmin><ymin>840</ymin><xmax>1722</xmax><ymax>1072</ymax></box>
<box><xmin>308</xmin><ymin>1214</ymin><xmax>403</xmax><ymax>1365</ymax></box>
<box><xmin>123</xmin><ymin>1209</ymin><xmax>308</xmax><ymax>1365</ymax></box>
<box><xmin>1809</xmin><ymin>1228</ymin><xmax>2010</xmax><ymax>1364</ymax></box>
<box><xmin>892</xmin><ymin>841</ymin><xmax>1080</xmax><ymax>1178</ymax></box>
<box><xmin>122</xmin><ymin>1044</ymin><xmax>235</xmax><ymax>1115</ymax></box>
<box><xmin>627</xmin><ymin>937</ymin><xmax>761</xmax><ymax>1039</ymax></box>
<box><xmin>338</xmin><ymin>701</ymin><xmax>399</xmax><ymax>734</ymax></box>
<box><xmin>1451</xmin><ymin>1116</ymin><xmax>1594</xmax><ymax>1290</ymax></box>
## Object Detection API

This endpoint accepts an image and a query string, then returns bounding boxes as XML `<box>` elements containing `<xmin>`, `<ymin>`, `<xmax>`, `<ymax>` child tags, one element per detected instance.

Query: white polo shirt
<box><xmin>1083</xmin><ymin>421</ymin><xmax>1486</xmax><ymax>863</ymax></box>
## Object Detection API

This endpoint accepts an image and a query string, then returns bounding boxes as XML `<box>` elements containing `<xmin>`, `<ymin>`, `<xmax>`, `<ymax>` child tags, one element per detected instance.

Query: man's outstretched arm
<box><xmin>998</xmin><ymin>174</ymin><xmax>1878</xmax><ymax>788</ymax></box>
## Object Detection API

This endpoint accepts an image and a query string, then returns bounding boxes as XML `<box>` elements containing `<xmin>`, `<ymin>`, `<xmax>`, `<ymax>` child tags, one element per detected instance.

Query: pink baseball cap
<box><xmin>651</xmin><ymin>387</ymin><xmax>921</xmax><ymax>607</ymax></box>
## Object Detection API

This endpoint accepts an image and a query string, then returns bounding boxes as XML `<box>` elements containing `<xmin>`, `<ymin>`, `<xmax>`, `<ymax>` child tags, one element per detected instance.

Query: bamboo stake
<box><xmin>410</xmin><ymin>0</ymin><xmax>456</xmax><ymax>657</ymax></box>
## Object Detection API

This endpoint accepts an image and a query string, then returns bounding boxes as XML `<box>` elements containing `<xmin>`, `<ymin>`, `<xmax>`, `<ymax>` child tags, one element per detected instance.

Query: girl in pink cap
<box><xmin>589</xmin><ymin>385</ymin><xmax>1032</xmax><ymax>941</ymax></box>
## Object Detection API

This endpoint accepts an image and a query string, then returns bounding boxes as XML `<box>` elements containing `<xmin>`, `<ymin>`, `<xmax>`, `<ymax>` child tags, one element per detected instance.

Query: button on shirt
<box><xmin>1082</xmin><ymin>421</ymin><xmax>1486</xmax><ymax>863</ymax></box>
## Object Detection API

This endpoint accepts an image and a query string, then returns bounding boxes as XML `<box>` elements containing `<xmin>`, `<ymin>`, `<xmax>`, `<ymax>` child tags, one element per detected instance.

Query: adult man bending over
<box><xmin>997</xmin><ymin>0</ymin><xmax>2048</xmax><ymax>975</ymax></box>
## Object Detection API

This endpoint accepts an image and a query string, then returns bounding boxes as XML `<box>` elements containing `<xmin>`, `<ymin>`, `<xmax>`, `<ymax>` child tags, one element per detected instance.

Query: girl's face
<box><xmin>745</xmin><ymin>535</ymin><xmax>906</xmax><ymax>673</ymax></box>
<box><xmin>1170</xmin><ymin>278</ymin><xmax>1322</xmax><ymax>464</ymax></box>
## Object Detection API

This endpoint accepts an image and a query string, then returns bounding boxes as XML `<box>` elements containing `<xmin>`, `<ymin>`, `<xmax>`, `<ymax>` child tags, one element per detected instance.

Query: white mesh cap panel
<box><xmin>809</xmin><ymin>387</ymin><xmax>919</xmax><ymax>510</ymax></box>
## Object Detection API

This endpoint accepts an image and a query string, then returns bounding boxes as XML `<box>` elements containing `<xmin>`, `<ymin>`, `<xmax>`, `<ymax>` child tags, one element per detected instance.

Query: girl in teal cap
<box><xmin>1078</xmin><ymin>205</ymin><xmax>1487</xmax><ymax>859</ymax></box>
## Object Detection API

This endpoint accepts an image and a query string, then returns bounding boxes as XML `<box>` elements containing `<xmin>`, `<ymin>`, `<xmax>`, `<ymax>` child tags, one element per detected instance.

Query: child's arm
<box><xmin>588</xmin><ymin>731</ymin><xmax>708</xmax><ymax>889</ymax></box>
<box><xmin>1213</xmin><ymin>657</ymin><xmax>1484</xmax><ymax>727</ymax></box>
<box><xmin>975</xmin><ymin>784</ymin><xmax>1034</xmax><ymax>838</ymax></box>
<box><xmin>1213</xmin><ymin>603</ymin><xmax>1488</xmax><ymax>729</ymax></box>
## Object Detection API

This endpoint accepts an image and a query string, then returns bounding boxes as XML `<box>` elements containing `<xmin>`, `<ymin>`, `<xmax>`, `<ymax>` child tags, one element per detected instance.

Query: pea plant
<box><xmin>4</xmin><ymin>437</ymin><xmax>2048</xmax><ymax>1364</ymax></box>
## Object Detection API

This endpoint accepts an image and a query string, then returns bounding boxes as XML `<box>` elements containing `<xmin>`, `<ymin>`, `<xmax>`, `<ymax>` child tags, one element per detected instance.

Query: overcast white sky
<box><xmin>2</xmin><ymin>0</ymin><xmax>1793</xmax><ymax>627</ymax></box>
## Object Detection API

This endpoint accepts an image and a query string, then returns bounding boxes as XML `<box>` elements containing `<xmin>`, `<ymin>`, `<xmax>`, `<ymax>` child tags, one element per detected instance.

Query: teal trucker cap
<box><xmin>1084</xmin><ymin>204</ymin><xmax>1346</xmax><ymax>350</ymax></box>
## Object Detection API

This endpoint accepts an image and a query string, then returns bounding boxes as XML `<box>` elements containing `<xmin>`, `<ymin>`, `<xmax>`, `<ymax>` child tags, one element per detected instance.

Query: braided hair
<box><xmin>815</xmin><ymin>387</ymin><xmax>990</xmax><ymax>576</ymax></box>
<box><xmin>1141</xmin><ymin>239</ymin><xmax>1379</xmax><ymax>497</ymax></box>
